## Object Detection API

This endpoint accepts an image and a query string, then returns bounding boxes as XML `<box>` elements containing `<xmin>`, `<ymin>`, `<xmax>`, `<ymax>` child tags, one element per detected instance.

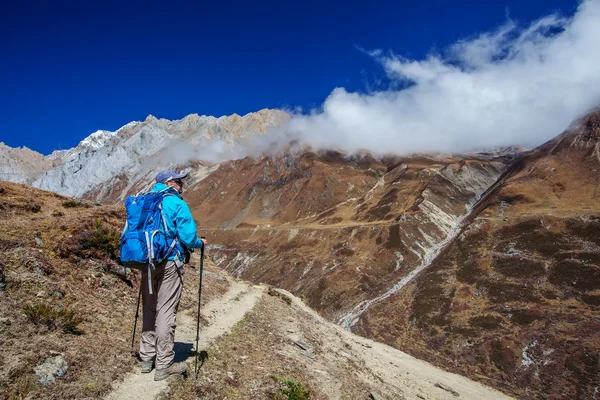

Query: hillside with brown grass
<box><xmin>0</xmin><ymin>182</ymin><xmax>228</xmax><ymax>399</ymax></box>
<box><xmin>182</xmin><ymin>112</ymin><xmax>600</xmax><ymax>399</ymax></box>
<box><xmin>0</xmin><ymin>181</ymin><xmax>514</xmax><ymax>400</ymax></box>
<box><xmin>188</xmin><ymin>150</ymin><xmax>510</xmax><ymax>322</ymax></box>
<box><xmin>353</xmin><ymin>112</ymin><xmax>600</xmax><ymax>399</ymax></box>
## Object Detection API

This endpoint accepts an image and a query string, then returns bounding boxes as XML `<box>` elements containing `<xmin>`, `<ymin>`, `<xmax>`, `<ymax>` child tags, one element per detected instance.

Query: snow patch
<box><xmin>394</xmin><ymin>252</ymin><xmax>403</xmax><ymax>271</ymax></box>
<box><xmin>520</xmin><ymin>340</ymin><xmax>538</xmax><ymax>369</ymax></box>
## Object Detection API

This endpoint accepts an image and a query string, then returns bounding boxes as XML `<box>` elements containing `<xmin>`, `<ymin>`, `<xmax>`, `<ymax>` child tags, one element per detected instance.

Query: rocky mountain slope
<box><xmin>187</xmin><ymin>151</ymin><xmax>510</xmax><ymax>323</ymax></box>
<box><xmin>3</xmin><ymin>108</ymin><xmax>599</xmax><ymax>399</ymax></box>
<box><xmin>0</xmin><ymin>109</ymin><xmax>289</xmax><ymax>203</ymax></box>
<box><xmin>353</xmin><ymin>111</ymin><xmax>600</xmax><ymax>399</ymax></box>
<box><xmin>0</xmin><ymin>142</ymin><xmax>58</xmax><ymax>184</ymax></box>
<box><xmin>181</xmin><ymin>112</ymin><xmax>600</xmax><ymax>399</ymax></box>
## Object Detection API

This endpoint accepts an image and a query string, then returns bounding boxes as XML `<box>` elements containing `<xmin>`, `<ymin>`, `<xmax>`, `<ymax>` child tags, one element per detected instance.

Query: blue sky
<box><xmin>0</xmin><ymin>0</ymin><xmax>581</xmax><ymax>155</ymax></box>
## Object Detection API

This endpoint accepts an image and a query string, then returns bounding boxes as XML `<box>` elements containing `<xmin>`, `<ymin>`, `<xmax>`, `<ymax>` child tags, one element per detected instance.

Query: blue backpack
<box><xmin>120</xmin><ymin>190</ymin><xmax>179</xmax><ymax>294</ymax></box>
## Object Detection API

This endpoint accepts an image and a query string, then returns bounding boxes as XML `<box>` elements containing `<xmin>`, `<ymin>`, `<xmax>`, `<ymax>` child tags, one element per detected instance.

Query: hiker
<box><xmin>138</xmin><ymin>170</ymin><xmax>206</xmax><ymax>381</ymax></box>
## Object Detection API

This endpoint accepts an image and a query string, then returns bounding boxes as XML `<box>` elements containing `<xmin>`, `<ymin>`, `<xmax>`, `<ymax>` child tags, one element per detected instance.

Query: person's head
<box><xmin>156</xmin><ymin>170</ymin><xmax>188</xmax><ymax>194</ymax></box>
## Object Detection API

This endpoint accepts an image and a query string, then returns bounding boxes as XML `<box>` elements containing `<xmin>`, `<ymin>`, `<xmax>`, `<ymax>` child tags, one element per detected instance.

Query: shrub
<box><xmin>25</xmin><ymin>201</ymin><xmax>41</xmax><ymax>213</ymax></box>
<box><xmin>62</xmin><ymin>200</ymin><xmax>90</xmax><ymax>208</ymax></box>
<box><xmin>273</xmin><ymin>377</ymin><xmax>311</xmax><ymax>400</ymax></box>
<box><xmin>79</xmin><ymin>219</ymin><xmax>120</xmax><ymax>260</ymax></box>
<box><xmin>23</xmin><ymin>303</ymin><xmax>83</xmax><ymax>334</ymax></box>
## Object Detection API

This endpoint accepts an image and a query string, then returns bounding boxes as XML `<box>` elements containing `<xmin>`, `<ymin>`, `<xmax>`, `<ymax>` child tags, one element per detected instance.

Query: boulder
<box><xmin>34</xmin><ymin>355</ymin><xmax>68</xmax><ymax>384</ymax></box>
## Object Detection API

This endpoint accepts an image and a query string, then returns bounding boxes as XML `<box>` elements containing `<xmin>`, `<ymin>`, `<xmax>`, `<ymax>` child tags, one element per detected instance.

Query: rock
<box><xmin>108</xmin><ymin>265</ymin><xmax>133</xmax><ymax>286</ymax></box>
<box><xmin>35</xmin><ymin>236</ymin><xmax>44</xmax><ymax>247</ymax></box>
<box><xmin>0</xmin><ymin>266</ymin><xmax>5</xmax><ymax>290</ymax></box>
<box><xmin>434</xmin><ymin>382</ymin><xmax>459</xmax><ymax>397</ymax></box>
<box><xmin>0</xmin><ymin>317</ymin><xmax>11</xmax><ymax>325</ymax></box>
<box><xmin>268</xmin><ymin>287</ymin><xmax>293</xmax><ymax>305</ymax></box>
<box><xmin>34</xmin><ymin>355</ymin><xmax>68</xmax><ymax>384</ymax></box>
<box><xmin>240</xmin><ymin>355</ymin><xmax>248</xmax><ymax>360</ymax></box>
<box><xmin>300</xmin><ymin>351</ymin><xmax>317</xmax><ymax>360</ymax></box>
<box><xmin>369</xmin><ymin>391</ymin><xmax>385</xmax><ymax>400</ymax></box>
<box><xmin>340</xmin><ymin>352</ymin><xmax>353</xmax><ymax>360</ymax></box>
<box><xmin>293</xmin><ymin>340</ymin><xmax>313</xmax><ymax>351</ymax></box>
<box><xmin>227</xmin><ymin>371</ymin><xmax>235</xmax><ymax>380</ymax></box>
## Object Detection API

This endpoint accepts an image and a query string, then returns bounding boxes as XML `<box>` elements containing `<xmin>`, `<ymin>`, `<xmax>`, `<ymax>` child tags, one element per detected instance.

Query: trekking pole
<box><xmin>130</xmin><ymin>285</ymin><xmax>142</xmax><ymax>357</ymax></box>
<box><xmin>194</xmin><ymin>237</ymin><xmax>206</xmax><ymax>377</ymax></box>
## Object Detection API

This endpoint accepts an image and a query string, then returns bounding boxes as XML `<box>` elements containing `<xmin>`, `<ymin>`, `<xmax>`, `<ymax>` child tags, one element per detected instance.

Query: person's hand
<box><xmin>201</xmin><ymin>238</ymin><xmax>208</xmax><ymax>247</ymax></box>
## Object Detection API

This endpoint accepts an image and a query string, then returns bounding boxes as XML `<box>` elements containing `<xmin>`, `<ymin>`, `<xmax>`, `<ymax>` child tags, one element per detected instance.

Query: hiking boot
<box><xmin>140</xmin><ymin>359</ymin><xmax>154</xmax><ymax>373</ymax></box>
<box><xmin>154</xmin><ymin>362</ymin><xmax>187</xmax><ymax>381</ymax></box>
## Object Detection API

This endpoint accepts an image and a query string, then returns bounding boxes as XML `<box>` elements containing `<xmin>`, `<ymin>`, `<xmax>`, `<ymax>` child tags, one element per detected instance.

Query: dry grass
<box><xmin>0</xmin><ymin>182</ymin><xmax>226</xmax><ymax>399</ymax></box>
<box><xmin>180</xmin><ymin>126</ymin><xmax>600</xmax><ymax>399</ymax></box>
<box><xmin>167</xmin><ymin>294</ymin><xmax>373</xmax><ymax>400</ymax></box>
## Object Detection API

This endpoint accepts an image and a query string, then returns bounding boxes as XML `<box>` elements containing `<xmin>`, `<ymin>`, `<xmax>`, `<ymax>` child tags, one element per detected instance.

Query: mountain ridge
<box><xmin>0</xmin><ymin>108</ymin><xmax>289</xmax><ymax>202</ymax></box>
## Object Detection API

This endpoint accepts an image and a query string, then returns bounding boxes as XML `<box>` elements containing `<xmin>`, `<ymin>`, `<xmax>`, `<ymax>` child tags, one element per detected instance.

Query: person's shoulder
<box><xmin>163</xmin><ymin>193</ymin><xmax>183</xmax><ymax>203</ymax></box>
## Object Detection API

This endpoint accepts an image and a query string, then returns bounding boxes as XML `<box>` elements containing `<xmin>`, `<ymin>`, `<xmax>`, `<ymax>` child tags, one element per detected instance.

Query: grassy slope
<box><xmin>0</xmin><ymin>182</ymin><xmax>227</xmax><ymax>399</ymax></box>
<box><xmin>355</xmin><ymin>119</ymin><xmax>600</xmax><ymax>399</ymax></box>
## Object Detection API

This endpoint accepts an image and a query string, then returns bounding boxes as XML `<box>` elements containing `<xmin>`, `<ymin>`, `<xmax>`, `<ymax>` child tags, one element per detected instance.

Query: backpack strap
<box><xmin>144</xmin><ymin>231</ymin><xmax>155</xmax><ymax>295</ymax></box>
<box><xmin>157</xmin><ymin>192</ymin><xmax>181</xmax><ymax>260</ymax></box>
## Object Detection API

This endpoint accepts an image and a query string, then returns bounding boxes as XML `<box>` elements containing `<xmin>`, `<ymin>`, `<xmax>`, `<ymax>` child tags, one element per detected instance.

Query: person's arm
<box><xmin>173</xmin><ymin>201</ymin><xmax>204</xmax><ymax>249</ymax></box>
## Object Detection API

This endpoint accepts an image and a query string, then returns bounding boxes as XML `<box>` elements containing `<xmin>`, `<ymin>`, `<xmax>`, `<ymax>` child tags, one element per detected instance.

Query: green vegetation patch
<box><xmin>79</xmin><ymin>219</ymin><xmax>120</xmax><ymax>260</ymax></box>
<box><xmin>273</xmin><ymin>376</ymin><xmax>311</xmax><ymax>400</ymax></box>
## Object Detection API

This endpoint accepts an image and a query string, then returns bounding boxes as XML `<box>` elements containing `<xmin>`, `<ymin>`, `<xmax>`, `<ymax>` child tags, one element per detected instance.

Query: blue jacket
<box><xmin>151</xmin><ymin>182</ymin><xmax>203</xmax><ymax>261</ymax></box>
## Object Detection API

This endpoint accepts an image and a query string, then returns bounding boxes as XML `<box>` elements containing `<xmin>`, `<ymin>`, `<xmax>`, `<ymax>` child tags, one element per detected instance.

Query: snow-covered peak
<box><xmin>77</xmin><ymin>121</ymin><xmax>140</xmax><ymax>151</ymax></box>
<box><xmin>47</xmin><ymin>149</ymin><xmax>73</xmax><ymax>160</ymax></box>
<box><xmin>79</xmin><ymin>130</ymin><xmax>117</xmax><ymax>149</ymax></box>
<box><xmin>117</xmin><ymin>121</ymin><xmax>140</xmax><ymax>132</ymax></box>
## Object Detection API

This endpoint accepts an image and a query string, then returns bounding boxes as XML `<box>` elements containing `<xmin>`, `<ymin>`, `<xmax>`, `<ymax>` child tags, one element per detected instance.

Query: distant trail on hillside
<box><xmin>337</xmin><ymin>158</ymin><xmax>517</xmax><ymax>330</ymax></box>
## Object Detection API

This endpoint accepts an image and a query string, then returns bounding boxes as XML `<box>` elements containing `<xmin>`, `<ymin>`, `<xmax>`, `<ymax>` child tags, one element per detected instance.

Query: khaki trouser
<box><xmin>139</xmin><ymin>260</ymin><xmax>185</xmax><ymax>369</ymax></box>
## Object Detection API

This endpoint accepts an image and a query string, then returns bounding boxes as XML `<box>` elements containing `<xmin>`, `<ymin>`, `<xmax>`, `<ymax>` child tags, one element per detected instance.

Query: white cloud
<box><xmin>256</xmin><ymin>0</ymin><xmax>600</xmax><ymax>156</ymax></box>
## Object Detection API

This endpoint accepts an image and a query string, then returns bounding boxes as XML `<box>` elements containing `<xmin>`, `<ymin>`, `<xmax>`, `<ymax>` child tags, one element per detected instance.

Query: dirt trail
<box><xmin>105</xmin><ymin>278</ymin><xmax>264</xmax><ymax>400</ymax></box>
<box><xmin>106</xmin><ymin>271</ymin><xmax>511</xmax><ymax>400</ymax></box>
<box><xmin>275</xmin><ymin>288</ymin><xmax>514</xmax><ymax>400</ymax></box>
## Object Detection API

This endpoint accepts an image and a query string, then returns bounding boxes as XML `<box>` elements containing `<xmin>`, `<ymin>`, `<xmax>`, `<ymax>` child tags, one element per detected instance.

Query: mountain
<box><xmin>2</xmin><ymin>107</ymin><xmax>598</xmax><ymax>398</ymax></box>
<box><xmin>0</xmin><ymin>109</ymin><xmax>289</xmax><ymax>203</ymax></box>
<box><xmin>181</xmin><ymin>111</ymin><xmax>600</xmax><ymax>399</ymax></box>
<box><xmin>0</xmin><ymin>142</ymin><xmax>57</xmax><ymax>184</ymax></box>
<box><xmin>351</xmin><ymin>110</ymin><xmax>600</xmax><ymax>399</ymax></box>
